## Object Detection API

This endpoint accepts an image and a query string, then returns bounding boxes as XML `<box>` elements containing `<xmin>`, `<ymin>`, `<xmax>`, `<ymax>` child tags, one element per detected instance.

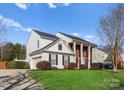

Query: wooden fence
<box><xmin>0</xmin><ymin>61</ymin><xmax>6</xmax><ymax>69</ymax></box>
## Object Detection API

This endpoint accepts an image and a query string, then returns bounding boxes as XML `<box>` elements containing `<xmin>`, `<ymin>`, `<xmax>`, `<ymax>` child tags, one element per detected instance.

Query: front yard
<box><xmin>28</xmin><ymin>70</ymin><xmax>124</xmax><ymax>90</ymax></box>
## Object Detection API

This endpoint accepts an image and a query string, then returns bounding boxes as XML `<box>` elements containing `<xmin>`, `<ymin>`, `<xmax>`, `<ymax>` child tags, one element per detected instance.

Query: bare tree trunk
<box><xmin>113</xmin><ymin>64</ymin><xmax>117</xmax><ymax>72</ymax></box>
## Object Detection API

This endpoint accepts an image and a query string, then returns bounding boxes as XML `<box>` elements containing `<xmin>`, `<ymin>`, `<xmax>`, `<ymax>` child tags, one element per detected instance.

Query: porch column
<box><xmin>73</xmin><ymin>42</ymin><xmax>76</xmax><ymax>55</ymax></box>
<box><xmin>73</xmin><ymin>42</ymin><xmax>78</xmax><ymax>68</ymax></box>
<box><xmin>80</xmin><ymin>44</ymin><xmax>83</xmax><ymax>64</ymax></box>
<box><xmin>88</xmin><ymin>45</ymin><xmax>91</xmax><ymax>69</ymax></box>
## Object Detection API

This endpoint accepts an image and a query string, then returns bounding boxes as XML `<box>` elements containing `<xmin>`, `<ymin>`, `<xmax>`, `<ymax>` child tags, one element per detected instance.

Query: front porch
<box><xmin>69</xmin><ymin>41</ymin><xmax>93</xmax><ymax>69</ymax></box>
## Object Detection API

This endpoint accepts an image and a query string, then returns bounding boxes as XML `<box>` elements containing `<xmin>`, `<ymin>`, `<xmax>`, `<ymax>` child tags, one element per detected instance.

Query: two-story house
<box><xmin>26</xmin><ymin>29</ymin><xmax>103</xmax><ymax>69</ymax></box>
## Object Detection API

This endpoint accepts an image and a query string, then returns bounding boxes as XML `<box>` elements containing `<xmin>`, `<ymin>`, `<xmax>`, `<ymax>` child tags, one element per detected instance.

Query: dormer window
<box><xmin>58</xmin><ymin>44</ymin><xmax>62</xmax><ymax>50</ymax></box>
<box><xmin>37</xmin><ymin>40</ymin><xmax>39</xmax><ymax>48</ymax></box>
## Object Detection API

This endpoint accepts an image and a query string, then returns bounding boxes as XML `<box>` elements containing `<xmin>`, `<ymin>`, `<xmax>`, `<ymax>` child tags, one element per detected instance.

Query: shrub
<box><xmin>6</xmin><ymin>61</ymin><xmax>15</xmax><ymax>69</ymax></box>
<box><xmin>6</xmin><ymin>61</ymin><xmax>30</xmax><ymax>69</ymax></box>
<box><xmin>80</xmin><ymin>65</ymin><xmax>88</xmax><ymax>69</ymax></box>
<box><xmin>36</xmin><ymin>61</ymin><xmax>51</xmax><ymax>70</ymax></box>
<box><xmin>91</xmin><ymin>63</ymin><xmax>103</xmax><ymax>70</ymax></box>
<box><xmin>24</xmin><ymin>62</ymin><xmax>30</xmax><ymax>69</ymax></box>
<box><xmin>64</xmin><ymin>65</ymin><xmax>68</xmax><ymax>69</ymax></box>
<box><xmin>51</xmin><ymin>66</ymin><xmax>58</xmax><ymax>70</ymax></box>
<box><xmin>67</xmin><ymin>63</ymin><xmax>77</xmax><ymax>70</ymax></box>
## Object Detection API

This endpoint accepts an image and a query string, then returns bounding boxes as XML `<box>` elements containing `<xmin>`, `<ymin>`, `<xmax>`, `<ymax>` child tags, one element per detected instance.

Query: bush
<box><xmin>6</xmin><ymin>61</ymin><xmax>30</xmax><ymax>69</ymax></box>
<box><xmin>80</xmin><ymin>65</ymin><xmax>88</xmax><ymax>69</ymax></box>
<box><xmin>36</xmin><ymin>61</ymin><xmax>51</xmax><ymax>70</ymax></box>
<box><xmin>51</xmin><ymin>66</ymin><xmax>58</xmax><ymax>70</ymax></box>
<box><xmin>91</xmin><ymin>63</ymin><xmax>103</xmax><ymax>70</ymax></box>
<box><xmin>64</xmin><ymin>65</ymin><xmax>68</xmax><ymax>69</ymax></box>
<box><xmin>67</xmin><ymin>63</ymin><xmax>77</xmax><ymax>70</ymax></box>
<box><xmin>6</xmin><ymin>61</ymin><xmax>15</xmax><ymax>69</ymax></box>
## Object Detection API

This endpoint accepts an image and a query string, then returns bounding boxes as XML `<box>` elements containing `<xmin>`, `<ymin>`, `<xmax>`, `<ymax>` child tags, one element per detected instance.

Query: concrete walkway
<box><xmin>0</xmin><ymin>69</ymin><xmax>44</xmax><ymax>90</ymax></box>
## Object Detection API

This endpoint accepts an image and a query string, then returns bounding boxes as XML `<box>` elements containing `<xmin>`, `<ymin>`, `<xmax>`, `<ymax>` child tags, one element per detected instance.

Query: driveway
<box><xmin>0</xmin><ymin>69</ymin><xmax>43</xmax><ymax>90</ymax></box>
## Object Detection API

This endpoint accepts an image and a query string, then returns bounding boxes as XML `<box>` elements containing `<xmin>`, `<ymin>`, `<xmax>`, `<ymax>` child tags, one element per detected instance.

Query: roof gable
<box><xmin>30</xmin><ymin>39</ymin><xmax>59</xmax><ymax>56</ymax></box>
<box><xmin>45</xmin><ymin>40</ymin><xmax>74</xmax><ymax>54</ymax></box>
<box><xmin>30</xmin><ymin>39</ymin><xmax>74</xmax><ymax>56</ymax></box>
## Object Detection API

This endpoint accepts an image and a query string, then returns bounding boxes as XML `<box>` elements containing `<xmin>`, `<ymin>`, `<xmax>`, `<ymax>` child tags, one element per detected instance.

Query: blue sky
<box><xmin>0</xmin><ymin>3</ymin><xmax>117</xmax><ymax>45</ymax></box>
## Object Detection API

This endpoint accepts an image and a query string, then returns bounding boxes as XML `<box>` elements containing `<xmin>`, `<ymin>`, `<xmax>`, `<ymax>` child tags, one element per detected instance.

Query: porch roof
<box><xmin>58</xmin><ymin>32</ymin><xmax>97</xmax><ymax>47</ymax></box>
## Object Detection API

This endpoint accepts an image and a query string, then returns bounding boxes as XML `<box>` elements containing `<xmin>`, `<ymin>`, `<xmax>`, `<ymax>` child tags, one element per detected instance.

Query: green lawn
<box><xmin>28</xmin><ymin>70</ymin><xmax>124</xmax><ymax>90</ymax></box>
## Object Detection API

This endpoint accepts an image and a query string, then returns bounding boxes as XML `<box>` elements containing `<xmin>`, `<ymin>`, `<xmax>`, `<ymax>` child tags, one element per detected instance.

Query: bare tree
<box><xmin>97</xmin><ymin>5</ymin><xmax>124</xmax><ymax>71</ymax></box>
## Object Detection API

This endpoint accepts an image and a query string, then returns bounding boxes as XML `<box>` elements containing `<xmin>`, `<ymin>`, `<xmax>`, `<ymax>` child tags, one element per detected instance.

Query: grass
<box><xmin>28</xmin><ymin>70</ymin><xmax>124</xmax><ymax>90</ymax></box>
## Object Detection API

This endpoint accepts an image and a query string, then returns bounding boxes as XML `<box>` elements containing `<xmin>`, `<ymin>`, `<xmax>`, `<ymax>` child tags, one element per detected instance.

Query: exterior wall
<box><xmin>40</xmin><ymin>52</ymin><xmax>65</xmax><ymax>69</ymax></box>
<box><xmin>92</xmin><ymin>48</ymin><xmax>108</xmax><ymax>63</ymax></box>
<box><xmin>29</xmin><ymin>39</ymin><xmax>75</xmax><ymax>69</ymax></box>
<box><xmin>30</xmin><ymin>54</ymin><xmax>42</xmax><ymax>69</ymax></box>
<box><xmin>46</xmin><ymin>40</ymin><xmax>74</xmax><ymax>54</ymax></box>
<box><xmin>26</xmin><ymin>30</ymin><xmax>53</xmax><ymax>62</ymax></box>
<box><xmin>30</xmin><ymin>52</ymin><xmax>75</xmax><ymax>69</ymax></box>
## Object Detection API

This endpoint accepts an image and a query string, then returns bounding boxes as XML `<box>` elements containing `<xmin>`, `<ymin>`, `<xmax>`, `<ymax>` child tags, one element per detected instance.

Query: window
<box><xmin>37</xmin><ymin>40</ymin><xmax>39</xmax><ymax>48</ymax></box>
<box><xmin>58</xmin><ymin>44</ymin><xmax>62</xmax><ymax>50</ymax></box>
<box><xmin>49</xmin><ymin>54</ymin><xmax>58</xmax><ymax>65</ymax></box>
<box><xmin>63</xmin><ymin>55</ymin><xmax>69</xmax><ymax>65</ymax></box>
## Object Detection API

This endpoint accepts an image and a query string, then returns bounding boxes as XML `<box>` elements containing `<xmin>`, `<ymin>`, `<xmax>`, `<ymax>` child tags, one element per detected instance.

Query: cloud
<box><xmin>15</xmin><ymin>3</ymin><xmax>70</xmax><ymax>9</ymax></box>
<box><xmin>0</xmin><ymin>14</ymin><xmax>32</xmax><ymax>32</ymax></box>
<box><xmin>63</xmin><ymin>3</ymin><xmax>70</xmax><ymax>6</ymax></box>
<box><xmin>84</xmin><ymin>35</ymin><xmax>94</xmax><ymax>39</ymax></box>
<box><xmin>47</xmin><ymin>3</ymin><xmax>70</xmax><ymax>9</ymax></box>
<box><xmin>47</xmin><ymin>3</ymin><xmax>57</xmax><ymax>8</ymax></box>
<box><xmin>71</xmin><ymin>32</ymin><xmax>98</xmax><ymax>44</ymax></box>
<box><xmin>15</xmin><ymin>3</ymin><xmax>29</xmax><ymax>10</ymax></box>
<box><xmin>72</xmin><ymin>32</ymin><xmax>82</xmax><ymax>37</ymax></box>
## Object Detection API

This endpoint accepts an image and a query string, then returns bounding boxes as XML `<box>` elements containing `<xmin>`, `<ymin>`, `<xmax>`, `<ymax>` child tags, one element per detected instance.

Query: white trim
<box><xmin>80</xmin><ymin>44</ymin><xmax>84</xmax><ymax>64</ymax></box>
<box><xmin>88</xmin><ymin>45</ymin><xmax>91</xmax><ymax>69</ymax></box>
<box><xmin>73</xmin><ymin>42</ymin><xmax>76</xmax><ymax>55</ymax></box>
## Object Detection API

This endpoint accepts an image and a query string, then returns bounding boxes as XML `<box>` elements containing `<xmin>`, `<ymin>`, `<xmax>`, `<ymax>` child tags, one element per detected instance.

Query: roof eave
<box><xmin>73</xmin><ymin>39</ymin><xmax>97</xmax><ymax>47</ymax></box>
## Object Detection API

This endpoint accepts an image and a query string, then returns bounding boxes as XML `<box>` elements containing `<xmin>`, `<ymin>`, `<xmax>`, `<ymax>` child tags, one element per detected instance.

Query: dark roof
<box><xmin>33</xmin><ymin>29</ymin><xmax>58</xmax><ymax>40</ymax></box>
<box><xmin>30</xmin><ymin>39</ymin><xmax>59</xmax><ymax>56</ymax></box>
<box><xmin>58</xmin><ymin>32</ymin><xmax>97</xmax><ymax>47</ymax></box>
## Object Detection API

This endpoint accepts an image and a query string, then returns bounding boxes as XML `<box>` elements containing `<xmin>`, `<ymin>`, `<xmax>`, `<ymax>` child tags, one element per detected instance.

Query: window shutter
<box><xmin>49</xmin><ymin>54</ymin><xmax>51</xmax><ymax>63</ymax></box>
<box><xmin>56</xmin><ymin>55</ymin><xmax>58</xmax><ymax>65</ymax></box>
<box><xmin>68</xmin><ymin>56</ymin><xmax>70</xmax><ymax>63</ymax></box>
<box><xmin>62</xmin><ymin>55</ymin><xmax>64</xmax><ymax>65</ymax></box>
<box><xmin>37</xmin><ymin>40</ymin><xmax>39</xmax><ymax>48</ymax></box>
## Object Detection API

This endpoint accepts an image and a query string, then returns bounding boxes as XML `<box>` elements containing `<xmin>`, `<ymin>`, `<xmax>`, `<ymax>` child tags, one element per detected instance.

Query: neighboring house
<box><xmin>92</xmin><ymin>48</ymin><xmax>124</xmax><ymax>64</ymax></box>
<box><xmin>27</xmin><ymin>30</ymin><xmax>98</xmax><ymax>69</ymax></box>
<box><xmin>92</xmin><ymin>48</ymin><xmax>108</xmax><ymax>63</ymax></box>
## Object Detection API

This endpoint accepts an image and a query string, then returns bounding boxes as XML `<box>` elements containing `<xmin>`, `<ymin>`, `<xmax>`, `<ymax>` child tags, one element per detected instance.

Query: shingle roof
<box><xmin>58</xmin><ymin>32</ymin><xmax>97</xmax><ymax>47</ymax></box>
<box><xmin>33</xmin><ymin>29</ymin><xmax>58</xmax><ymax>40</ymax></box>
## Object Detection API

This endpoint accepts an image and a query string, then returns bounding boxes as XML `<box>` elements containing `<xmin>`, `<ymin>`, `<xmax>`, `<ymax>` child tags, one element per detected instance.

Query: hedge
<box><xmin>67</xmin><ymin>63</ymin><xmax>77</xmax><ymax>70</ymax></box>
<box><xmin>91</xmin><ymin>63</ymin><xmax>103</xmax><ymax>70</ymax></box>
<box><xmin>6</xmin><ymin>61</ymin><xmax>30</xmax><ymax>69</ymax></box>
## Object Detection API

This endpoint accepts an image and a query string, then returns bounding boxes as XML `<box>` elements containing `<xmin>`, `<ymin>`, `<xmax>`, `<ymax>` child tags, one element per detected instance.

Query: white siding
<box><xmin>46</xmin><ymin>40</ymin><xmax>74</xmax><ymax>54</ymax></box>
<box><xmin>92</xmin><ymin>48</ymin><xmax>108</xmax><ymax>63</ymax></box>
<box><xmin>30</xmin><ymin>52</ymin><xmax>76</xmax><ymax>69</ymax></box>
<box><xmin>42</xmin><ymin>53</ymin><xmax>75</xmax><ymax>69</ymax></box>
<box><xmin>26</xmin><ymin>30</ymin><xmax>53</xmax><ymax>62</ymax></box>
<box><xmin>42</xmin><ymin>53</ymin><xmax>49</xmax><ymax>61</ymax></box>
<box><xmin>57</xmin><ymin>54</ymin><xmax>63</xmax><ymax>68</ymax></box>
<box><xmin>31</xmin><ymin>54</ymin><xmax>42</xmax><ymax>69</ymax></box>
